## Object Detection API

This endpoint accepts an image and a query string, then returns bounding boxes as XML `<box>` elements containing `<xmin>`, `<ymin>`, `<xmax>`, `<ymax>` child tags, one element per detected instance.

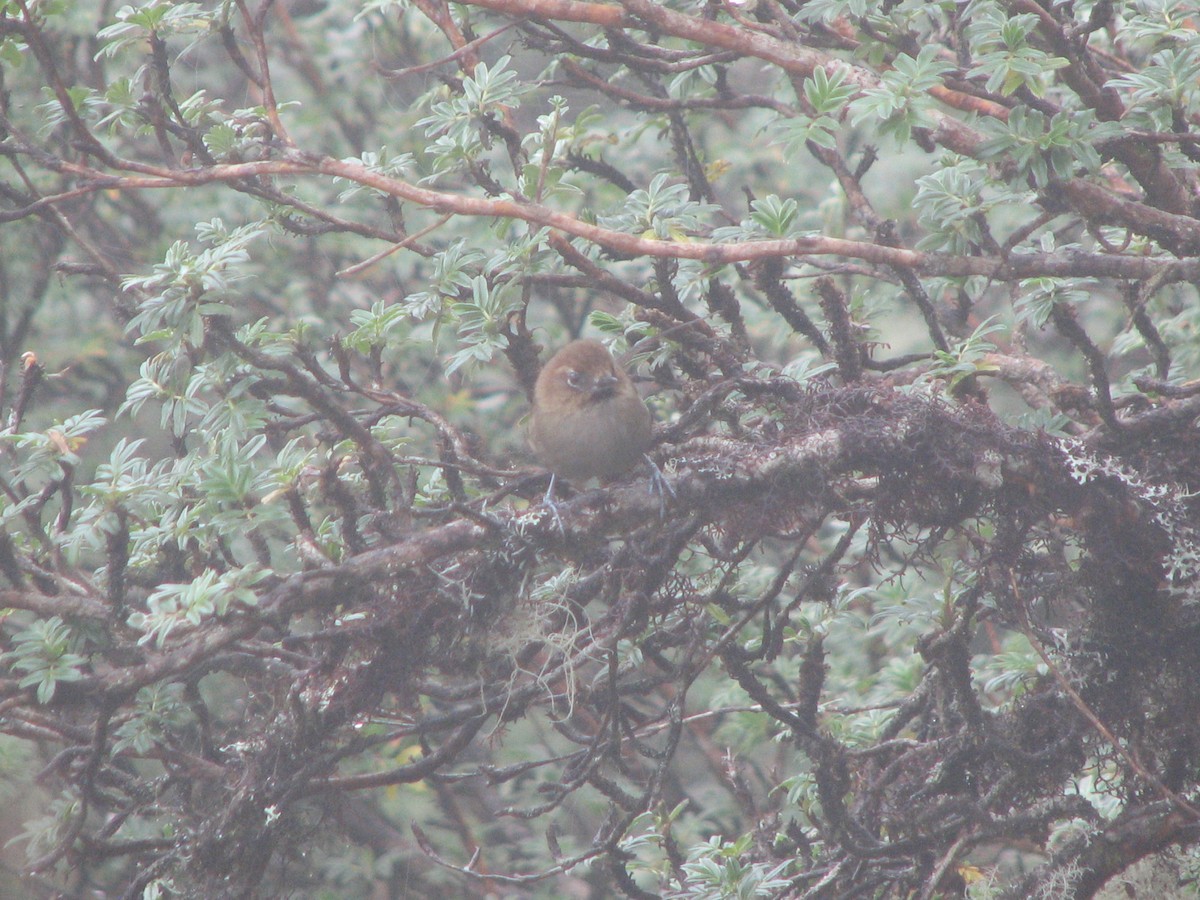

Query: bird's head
<box><xmin>535</xmin><ymin>339</ymin><xmax>630</xmax><ymax>410</ymax></box>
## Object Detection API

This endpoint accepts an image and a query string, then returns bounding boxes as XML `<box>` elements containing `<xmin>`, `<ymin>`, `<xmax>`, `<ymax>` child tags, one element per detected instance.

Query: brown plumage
<box><xmin>529</xmin><ymin>339</ymin><xmax>652</xmax><ymax>483</ymax></box>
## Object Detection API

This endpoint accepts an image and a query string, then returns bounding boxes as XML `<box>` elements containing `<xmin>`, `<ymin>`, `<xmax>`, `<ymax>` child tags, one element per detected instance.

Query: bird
<box><xmin>528</xmin><ymin>339</ymin><xmax>665</xmax><ymax>524</ymax></box>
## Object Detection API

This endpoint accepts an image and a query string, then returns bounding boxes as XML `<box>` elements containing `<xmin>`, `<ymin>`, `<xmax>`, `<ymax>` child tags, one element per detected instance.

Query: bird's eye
<box><xmin>565</xmin><ymin>370</ymin><xmax>584</xmax><ymax>389</ymax></box>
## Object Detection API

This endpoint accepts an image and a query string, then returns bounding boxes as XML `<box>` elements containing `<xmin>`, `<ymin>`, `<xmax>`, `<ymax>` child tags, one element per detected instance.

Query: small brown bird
<box><xmin>529</xmin><ymin>339</ymin><xmax>652</xmax><ymax>487</ymax></box>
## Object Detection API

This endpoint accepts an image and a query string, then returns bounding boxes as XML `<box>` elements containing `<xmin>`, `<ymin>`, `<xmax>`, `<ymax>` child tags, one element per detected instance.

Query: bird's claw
<box><xmin>542</xmin><ymin>474</ymin><xmax>566</xmax><ymax>535</ymax></box>
<box><xmin>644</xmin><ymin>454</ymin><xmax>675</xmax><ymax>519</ymax></box>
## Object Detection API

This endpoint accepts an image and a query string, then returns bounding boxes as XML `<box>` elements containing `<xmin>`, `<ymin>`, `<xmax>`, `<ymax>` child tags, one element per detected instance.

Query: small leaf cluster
<box><xmin>978</xmin><ymin>107</ymin><xmax>1119</xmax><ymax>188</ymax></box>
<box><xmin>965</xmin><ymin>10</ymin><xmax>1069</xmax><ymax>97</ymax></box>
<box><xmin>599</xmin><ymin>173</ymin><xmax>720</xmax><ymax>240</ymax></box>
<box><xmin>417</xmin><ymin>56</ymin><xmax>531</xmax><ymax>178</ymax></box>
<box><xmin>848</xmin><ymin>46</ymin><xmax>952</xmax><ymax>146</ymax></box>
<box><xmin>772</xmin><ymin>66</ymin><xmax>856</xmax><ymax>155</ymax></box>
<box><xmin>3</xmin><ymin>616</ymin><xmax>88</xmax><ymax>704</ymax></box>
<box><xmin>128</xmin><ymin>566</ymin><xmax>268</xmax><ymax>648</ymax></box>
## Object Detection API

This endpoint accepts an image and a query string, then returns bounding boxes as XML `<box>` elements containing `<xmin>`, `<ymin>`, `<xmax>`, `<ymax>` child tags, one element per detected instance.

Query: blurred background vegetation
<box><xmin>1</xmin><ymin>0</ymin><xmax>1200</xmax><ymax>897</ymax></box>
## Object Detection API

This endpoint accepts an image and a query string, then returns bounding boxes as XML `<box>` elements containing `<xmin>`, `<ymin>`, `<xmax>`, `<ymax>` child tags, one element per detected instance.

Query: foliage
<box><xmin>0</xmin><ymin>0</ymin><xmax>1199</xmax><ymax>897</ymax></box>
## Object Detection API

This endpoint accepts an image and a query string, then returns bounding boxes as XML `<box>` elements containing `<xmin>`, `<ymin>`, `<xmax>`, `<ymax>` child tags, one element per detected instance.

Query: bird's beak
<box><xmin>590</xmin><ymin>374</ymin><xmax>619</xmax><ymax>399</ymax></box>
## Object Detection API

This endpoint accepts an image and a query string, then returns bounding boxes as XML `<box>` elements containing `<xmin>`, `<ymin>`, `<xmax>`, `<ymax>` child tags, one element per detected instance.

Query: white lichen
<box><xmin>1056</xmin><ymin>438</ymin><xmax>1200</xmax><ymax>603</ymax></box>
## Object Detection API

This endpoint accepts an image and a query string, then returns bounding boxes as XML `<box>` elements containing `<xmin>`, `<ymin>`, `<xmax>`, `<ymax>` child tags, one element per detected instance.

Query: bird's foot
<box><xmin>542</xmin><ymin>474</ymin><xmax>566</xmax><ymax>535</ymax></box>
<box><xmin>644</xmin><ymin>454</ymin><xmax>675</xmax><ymax>518</ymax></box>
